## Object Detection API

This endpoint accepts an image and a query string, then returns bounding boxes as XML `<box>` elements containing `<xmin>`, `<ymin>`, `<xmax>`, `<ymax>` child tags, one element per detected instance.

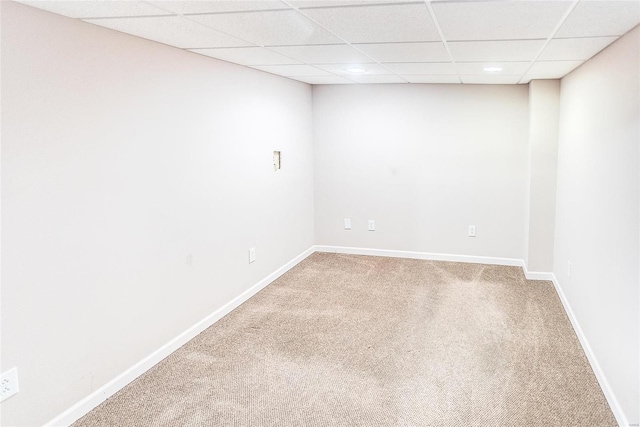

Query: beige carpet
<box><xmin>73</xmin><ymin>253</ymin><xmax>616</xmax><ymax>426</ymax></box>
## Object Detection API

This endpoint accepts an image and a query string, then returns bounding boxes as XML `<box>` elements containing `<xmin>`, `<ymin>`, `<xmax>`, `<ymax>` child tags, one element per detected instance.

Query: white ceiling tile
<box><xmin>86</xmin><ymin>16</ymin><xmax>251</xmax><ymax>48</ymax></box>
<box><xmin>300</xmin><ymin>4</ymin><xmax>440</xmax><ymax>43</ymax></box>
<box><xmin>353</xmin><ymin>42</ymin><xmax>449</xmax><ymax>63</ymax></box>
<box><xmin>25</xmin><ymin>0</ymin><xmax>626</xmax><ymax>86</ymax></box>
<box><xmin>520</xmin><ymin>75</ymin><xmax>561</xmax><ymax>84</ymax></box>
<box><xmin>456</xmin><ymin>62</ymin><xmax>531</xmax><ymax>75</ymax></box>
<box><xmin>540</xmin><ymin>37</ymin><xmax>618</xmax><ymax>61</ymax></box>
<box><xmin>556</xmin><ymin>1</ymin><xmax>640</xmax><ymax>38</ymax></box>
<box><xmin>403</xmin><ymin>75</ymin><xmax>460</xmax><ymax>84</ymax></box>
<box><xmin>84</xmin><ymin>15</ymin><xmax>252</xmax><ymax>48</ymax></box>
<box><xmin>289</xmin><ymin>75</ymin><xmax>354</xmax><ymax>84</ymax></box>
<box><xmin>382</xmin><ymin>62</ymin><xmax>457</xmax><ymax>75</ymax></box>
<box><xmin>149</xmin><ymin>1</ymin><xmax>288</xmax><ymax>14</ymax></box>
<box><xmin>252</xmin><ymin>64</ymin><xmax>332</xmax><ymax>76</ymax></box>
<box><xmin>460</xmin><ymin>75</ymin><xmax>523</xmax><ymax>85</ymax></box>
<box><xmin>291</xmin><ymin>0</ymin><xmax>409</xmax><ymax>8</ymax></box>
<box><xmin>271</xmin><ymin>44</ymin><xmax>372</xmax><ymax>64</ymax></box>
<box><xmin>189</xmin><ymin>10</ymin><xmax>341</xmax><ymax>45</ymax></box>
<box><xmin>315</xmin><ymin>63</ymin><xmax>390</xmax><ymax>75</ymax></box>
<box><xmin>16</xmin><ymin>1</ymin><xmax>168</xmax><ymax>18</ymax></box>
<box><xmin>432</xmin><ymin>1</ymin><xmax>571</xmax><ymax>41</ymax></box>
<box><xmin>189</xmin><ymin>47</ymin><xmax>300</xmax><ymax>65</ymax></box>
<box><xmin>448</xmin><ymin>40</ymin><xmax>545</xmax><ymax>62</ymax></box>
<box><xmin>527</xmin><ymin>60</ymin><xmax>584</xmax><ymax>78</ymax></box>
<box><xmin>347</xmin><ymin>74</ymin><xmax>407</xmax><ymax>84</ymax></box>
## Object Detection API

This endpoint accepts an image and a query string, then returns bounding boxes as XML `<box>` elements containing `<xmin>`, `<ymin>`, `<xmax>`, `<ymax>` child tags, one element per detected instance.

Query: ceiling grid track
<box><xmin>140</xmin><ymin>1</ymin><xmax>333</xmax><ymax>77</ymax></box>
<box><xmin>281</xmin><ymin>0</ymin><xmax>413</xmax><ymax>84</ymax></box>
<box><xmin>518</xmin><ymin>0</ymin><xmax>581</xmax><ymax>84</ymax></box>
<box><xmin>424</xmin><ymin>0</ymin><xmax>462</xmax><ymax>84</ymax></box>
<box><xmin>17</xmin><ymin>0</ymin><xmax>640</xmax><ymax>85</ymax></box>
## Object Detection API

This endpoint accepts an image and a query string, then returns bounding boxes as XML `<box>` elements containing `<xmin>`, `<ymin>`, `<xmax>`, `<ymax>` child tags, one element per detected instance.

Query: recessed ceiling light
<box><xmin>483</xmin><ymin>66</ymin><xmax>503</xmax><ymax>72</ymax></box>
<box><xmin>345</xmin><ymin>67</ymin><xmax>367</xmax><ymax>74</ymax></box>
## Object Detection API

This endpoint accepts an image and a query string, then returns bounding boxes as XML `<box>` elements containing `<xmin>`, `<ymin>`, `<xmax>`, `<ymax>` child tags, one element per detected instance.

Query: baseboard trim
<box><xmin>44</xmin><ymin>246</ymin><xmax>316</xmax><ymax>427</ymax></box>
<box><xmin>314</xmin><ymin>245</ymin><xmax>524</xmax><ymax>267</ymax></box>
<box><xmin>45</xmin><ymin>246</ymin><xmax>626</xmax><ymax>427</ymax></box>
<box><xmin>550</xmin><ymin>274</ymin><xmax>628</xmax><ymax>427</ymax></box>
<box><xmin>316</xmin><ymin>246</ymin><xmax>558</xmax><ymax>282</ymax></box>
<box><xmin>521</xmin><ymin>264</ymin><xmax>555</xmax><ymax>281</ymax></box>
<box><xmin>317</xmin><ymin>245</ymin><xmax>627</xmax><ymax>425</ymax></box>
<box><xmin>523</xmin><ymin>271</ymin><xmax>554</xmax><ymax>281</ymax></box>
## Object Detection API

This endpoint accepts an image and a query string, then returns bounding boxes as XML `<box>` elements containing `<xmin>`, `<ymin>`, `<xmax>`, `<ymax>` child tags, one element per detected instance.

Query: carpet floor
<box><xmin>73</xmin><ymin>253</ymin><xmax>616</xmax><ymax>426</ymax></box>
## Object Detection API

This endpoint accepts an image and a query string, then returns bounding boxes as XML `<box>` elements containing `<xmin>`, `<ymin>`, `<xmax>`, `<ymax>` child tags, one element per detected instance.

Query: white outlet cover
<box><xmin>249</xmin><ymin>247</ymin><xmax>256</xmax><ymax>263</ymax></box>
<box><xmin>1</xmin><ymin>367</ymin><xmax>19</xmax><ymax>402</ymax></box>
<box><xmin>368</xmin><ymin>220</ymin><xmax>375</xmax><ymax>231</ymax></box>
<box><xmin>344</xmin><ymin>218</ymin><xmax>352</xmax><ymax>230</ymax></box>
<box><xmin>468</xmin><ymin>225</ymin><xmax>476</xmax><ymax>237</ymax></box>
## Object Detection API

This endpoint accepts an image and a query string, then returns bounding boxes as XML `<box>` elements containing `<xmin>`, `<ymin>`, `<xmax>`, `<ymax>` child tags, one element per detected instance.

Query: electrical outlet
<box><xmin>468</xmin><ymin>225</ymin><xmax>476</xmax><ymax>237</ymax></box>
<box><xmin>1</xmin><ymin>367</ymin><xmax>19</xmax><ymax>402</ymax></box>
<box><xmin>249</xmin><ymin>247</ymin><xmax>256</xmax><ymax>264</ymax></box>
<box><xmin>344</xmin><ymin>218</ymin><xmax>352</xmax><ymax>230</ymax></box>
<box><xmin>368</xmin><ymin>220</ymin><xmax>375</xmax><ymax>231</ymax></box>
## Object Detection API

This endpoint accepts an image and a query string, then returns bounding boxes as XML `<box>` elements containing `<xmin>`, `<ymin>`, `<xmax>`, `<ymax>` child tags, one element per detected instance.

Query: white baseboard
<box><xmin>523</xmin><ymin>271</ymin><xmax>554</xmax><ymax>281</ymax></box>
<box><xmin>44</xmin><ymin>246</ymin><xmax>316</xmax><ymax>427</ymax></box>
<box><xmin>314</xmin><ymin>245</ymin><xmax>524</xmax><ymax>267</ymax></box>
<box><xmin>317</xmin><ymin>245</ymin><xmax>558</xmax><ymax>282</ymax></box>
<box><xmin>45</xmin><ymin>246</ymin><xmax>626</xmax><ymax>427</ymax></box>
<box><xmin>550</xmin><ymin>274</ymin><xmax>628</xmax><ymax>427</ymax></box>
<box><xmin>521</xmin><ymin>264</ymin><xmax>555</xmax><ymax>281</ymax></box>
<box><xmin>318</xmin><ymin>245</ymin><xmax>627</xmax><ymax>425</ymax></box>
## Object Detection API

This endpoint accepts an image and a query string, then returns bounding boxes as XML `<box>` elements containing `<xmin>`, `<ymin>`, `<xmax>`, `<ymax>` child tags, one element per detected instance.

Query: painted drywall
<box><xmin>555</xmin><ymin>25</ymin><xmax>639</xmax><ymax>425</ymax></box>
<box><xmin>313</xmin><ymin>84</ymin><xmax>529</xmax><ymax>259</ymax></box>
<box><xmin>0</xmin><ymin>2</ymin><xmax>314</xmax><ymax>425</ymax></box>
<box><xmin>525</xmin><ymin>80</ymin><xmax>560</xmax><ymax>273</ymax></box>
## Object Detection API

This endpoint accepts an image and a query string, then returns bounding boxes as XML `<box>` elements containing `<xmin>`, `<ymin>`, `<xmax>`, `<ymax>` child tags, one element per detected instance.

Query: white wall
<box><xmin>3</xmin><ymin>1</ymin><xmax>638</xmax><ymax>425</ymax></box>
<box><xmin>525</xmin><ymin>80</ymin><xmax>560</xmax><ymax>273</ymax></box>
<box><xmin>0</xmin><ymin>2</ymin><xmax>314</xmax><ymax>426</ymax></box>
<box><xmin>313</xmin><ymin>84</ymin><xmax>529</xmax><ymax>259</ymax></box>
<box><xmin>555</xmin><ymin>25</ymin><xmax>639</xmax><ymax>425</ymax></box>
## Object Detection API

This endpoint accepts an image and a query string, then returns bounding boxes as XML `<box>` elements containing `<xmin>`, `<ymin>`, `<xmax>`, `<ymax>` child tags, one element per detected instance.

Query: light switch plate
<box><xmin>273</xmin><ymin>151</ymin><xmax>281</xmax><ymax>171</ymax></box>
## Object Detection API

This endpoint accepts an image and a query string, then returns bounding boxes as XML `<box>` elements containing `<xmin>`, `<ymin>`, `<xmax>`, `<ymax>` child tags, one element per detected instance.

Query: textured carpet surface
<box><xmin>73</xmin><ymin>253</ymin><xmax>616</xmax><ymax>426</ymax></box>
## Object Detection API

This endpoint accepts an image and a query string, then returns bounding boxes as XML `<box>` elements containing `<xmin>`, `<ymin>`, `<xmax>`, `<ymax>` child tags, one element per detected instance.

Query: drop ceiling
<box><xmin>15</xmin><ymin>0</ymin><xmax>640</xmax><ymax>85</ymax></box>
